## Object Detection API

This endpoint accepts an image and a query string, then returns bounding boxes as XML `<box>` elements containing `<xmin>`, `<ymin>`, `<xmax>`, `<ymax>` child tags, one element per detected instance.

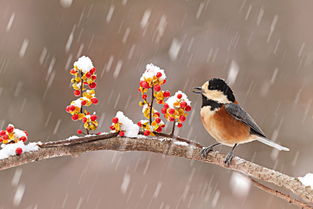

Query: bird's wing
<box><xmin>224</xmin><ymin>103</ymin><xmax>266</xmax><ymax>137</ymax></box>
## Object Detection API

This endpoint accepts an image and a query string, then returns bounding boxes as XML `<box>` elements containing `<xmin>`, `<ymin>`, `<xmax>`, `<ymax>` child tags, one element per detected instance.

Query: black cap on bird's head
<box><xmin>193</xmin><ymin>78</ymin><xmax>235</xmax><ymax>106</ymax></box>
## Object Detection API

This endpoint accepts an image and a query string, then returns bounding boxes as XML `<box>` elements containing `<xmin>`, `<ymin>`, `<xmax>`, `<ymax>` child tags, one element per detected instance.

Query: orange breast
<box><xmin>201</xmin><ymin>106</ymin><xmax>251</xmax><ymax>146</ymax></box>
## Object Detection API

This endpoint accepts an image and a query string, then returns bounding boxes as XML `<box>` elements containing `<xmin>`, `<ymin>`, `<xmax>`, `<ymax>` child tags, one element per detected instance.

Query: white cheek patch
<box><xmin>205</xmin><ymin>90</ymin><xmax>230</xmax><ymax>104</ymax></box>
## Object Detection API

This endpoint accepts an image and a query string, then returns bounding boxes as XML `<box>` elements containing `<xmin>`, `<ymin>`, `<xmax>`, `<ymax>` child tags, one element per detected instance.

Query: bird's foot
<box><xmin>200</xmin><ymin>146</ymin><xmax>214</xmax><ymax>158</ymax></box>
<box><xmin>224</xmin><ymin>152</ymin><xmax>234</xmax><ymax>166</ymax></box>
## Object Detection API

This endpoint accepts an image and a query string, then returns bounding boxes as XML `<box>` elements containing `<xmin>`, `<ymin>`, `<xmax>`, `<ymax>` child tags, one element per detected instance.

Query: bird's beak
<box><xmin>192</xmin><ymin>87</ymin><xmax>202</xmax><ymax>94</ymax></box>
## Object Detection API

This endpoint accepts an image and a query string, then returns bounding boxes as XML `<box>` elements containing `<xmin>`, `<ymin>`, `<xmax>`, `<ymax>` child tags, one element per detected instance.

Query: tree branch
<box><xmin>0</xmin><ymin>133</ymin><xmax>312</xmax><ymax>208</ymax></box>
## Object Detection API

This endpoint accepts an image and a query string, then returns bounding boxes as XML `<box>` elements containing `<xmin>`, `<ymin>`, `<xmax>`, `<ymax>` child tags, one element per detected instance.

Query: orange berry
<box><xmin>15</xmin><ymin>148</ymin><xmax>23</xmax><ymax>155</ymax></box>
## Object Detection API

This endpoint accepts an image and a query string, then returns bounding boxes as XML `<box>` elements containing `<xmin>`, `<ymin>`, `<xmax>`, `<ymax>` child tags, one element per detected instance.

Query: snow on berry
<box><xmin>140</xmin><ymin>64</ymin><xmax>166</xmax><ymax>82</ymax></box>
<box><xmin>73</xmin><ymin>56</ymin><xmax>94</xmax><ymax>73</ymax></box>
<box><xmin>166</xmin><ymin>91</ymin><xmax>191</xmax><ymax>109</ymax></box>
<box><xmin>111</xmin><ymin>111</ymin><xmax>139</xmax><ymax>137</ymax></box>
<box><xmin>0</xmin><ymin>124</ymin><xmax>28</xmax><ymax>144</ymax></box>
<box><xmin>0</xmin><ymin>141</ymin><xmax>38</xmax><ymax>160</ymax></box>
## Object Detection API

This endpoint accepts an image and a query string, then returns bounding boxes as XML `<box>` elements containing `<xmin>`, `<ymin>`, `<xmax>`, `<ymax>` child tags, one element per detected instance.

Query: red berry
<box><xmin>163</xmin><ymin>91</ymin><xmax>171</xmax><ymax>97</ymax></box>
<box><xmin>70</xmin><ymin>69</ymin><xmax>77</xmax><ymax>74</ymax></box>
<box><xmin>24</xmin><ymin>131</ymin><xmax>29</xmax><ymax>136</ymax></box>
<box><xmin>161</xmin><ymin>108</ymin><xmax>167</xmax><ymax>114</ymax></box>
<box><xmin>155</xmin><ymin>118</ymin><xmax>161</xmax><ymax>123</ymax></box>
<box><xmin>2</xmin><ymin>135</ymin><xmax>8</xmax><ymax>140</ymax></box>
<box><xmin>161</xmin><ymin>124</ymin><xmax>166</xmax><ymax>128</ymax></box>
<box><xmin>89</xmin><ymin>82</ymin><xmax>97</xmax><ymax>89</ymax></box>
<box><xmin>77</xmin><ymin>129</ymin><xmax>83</xmax><ymax>134</ymax></box>
<box><xmin>157</xmin><ymin>100</ymin><xmax>163</xmax><ymax>104</ymax></box>
<box><xmin>140</xmin><ymin>81</ymin><xmax>150</xmax><ymax>89</ymax></box>
<box><xmin>91</xmin><ymin>98</ymin><xmax>98</xmax><ymax>104</ymax></box>
<box><xmin>168</xmin><ymin>108</ymin><xmax>175</xmax><ymax>114</ymax></box>
<box><xmin>154</xmin><ymin>85</ymin><xmax>161</xmax><ymax>92</ymax></box>
<box><xmin>0</xmin><ymin>139</ymin><xmax>2</xmax><ymax>143</ymax></box>
<box><xmin>162</xmin><ymin>79</ymin><xmax>167</xmax><ymax>84</ymax></box>
<box><xmin>180</xmin><ymin>102</ymin><xmax>187</xmax><ymax>108</ymax></box>
<box><xmin>179</xmin><ymin>115</ymin><xmax>186</xmax><ymax>122</ymax></box>
<box><xmin>112</xmin><ymin>117</ymin><xmax>119</xmax><ymax>123</ymax></box>
<box><xmin>97</xmin><ymin>132</ymin><xmax>102</xmax><ymax>135</ymax></box>
<box><xmin>177</xmin><ymin>94</ymin><xmax>182</xmax><ymax>99</ymax></box>
<box><xmin>15</xmin><ymin>148</ymin><xmax>23</xmax><ymax>155</ymax></box>
<box><xmin>177</xmin><ymin>123</ymin><xmax>183</xmax><ymax>128</ymax></box>
<box><xmin>164</xmin><ymin>103</ymin><xmax>169</xmax><ymax>109</ymax></box>
<box><xmin>0</xmin><ymin>130</ymin><xmax>6</xmax><ymax>136</ymax></box>
<box><xmin>74</xmin><ymin>90</ymin><xmax>81</xmax><ymax>96</ymax></box>
<box><xmin>90</xmin><ymin>115</ymin><xmax>97</xmax><ymax>121</ymax></box>
<box><xmin>156</xmin><ymin>127</ymin><xmax>162</xmax><ymax>132</ymax></box>
<box><xmin>6</xmin><ymin>126</ymin><xmax>14</xmax><ymax>133</ymax></box>
<box><xmin>20</xmin><ymin>136</ymin><xmax>27</xmax><ymax>142</ymax></box>
<box><xmin>81</xmin><ymin>100</ymin><xmax>87</xmax><ymax>105</ymax></box>
<box><xmin>86</xmin><ymin>72</ymin><xmax>92</xmax><ymax>78</ymax></box>
<box><xmin>156</xmin><ymin>72</ymin><xmax>162</xmax><ymax>78</ymax></box>
<box><xmin>90</xmin><ymin>67</ymin><xmax>96</xmax><ymax>74</ymax></box>
<box><xmin>72</xmin><ymin>114</ymin><xmax>79</xmax><ymax>120</ymax></box>
<box><xmin>154</xmin><ymin>112</ymin><xmax>160</xmax><ymax>117</ymax></box>
<box><xmin>91</xmin><ymin>75</ymin><xmax>97</xmax><ymax>80</ymax></box>
<box><xmin>82</xmin><ymin>117</ymin><xmax>87</xmax><ymax>123</ymax></box>
<box><xmin>142</xmin><ymin>95</ymin><xmax>147</xmax><ymax>100</ymax></box>
<box><xmin>119</xmin><ymin>131</ymin><xmax>125</xmax><ymax>137</ymax></box>
<box><xmin>143</xmin><ymin>130</ymin><xmax>150</xmax><ymax>136</ymax></box>
<box><xmin>137</xmin><ymin>122</ymin><xmax>142</xmax><ymax>127</ymax></box>
<box><xmin>69</xmin><ymin>105</ymin><xmax>76</xmax><ymax>111</ymax></box>
<box><xmin>169</xmin><ymin>117</ymin><xmax>175</xmax><ymax>122</ymax></box>
<box><xmin>110</xmin><ymin>125</ymin><xmax>115</xmax><ymax>130</ymax></box>
<box><xmin>185</xmin><ymin>106</ymin><xmax>192</xmax><ymax>111</ymax></box>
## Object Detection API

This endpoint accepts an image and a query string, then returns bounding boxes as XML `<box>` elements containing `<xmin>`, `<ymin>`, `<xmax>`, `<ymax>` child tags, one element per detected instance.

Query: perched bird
<box><xmin>193</xmin><ymin>78</ymin><xmax>289</xmax><ymax>165</ymax></box>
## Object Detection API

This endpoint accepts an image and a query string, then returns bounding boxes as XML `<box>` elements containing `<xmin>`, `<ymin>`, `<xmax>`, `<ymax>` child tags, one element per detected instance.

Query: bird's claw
<box><xmin>224</xmin><ymin>152</ymin><xmax>234</xmax><ymax>166</ymax></box>
<box><xmin>200</xmin><ymin>146</ymin><xmax>213</xmax><ymax>158</ymax></box>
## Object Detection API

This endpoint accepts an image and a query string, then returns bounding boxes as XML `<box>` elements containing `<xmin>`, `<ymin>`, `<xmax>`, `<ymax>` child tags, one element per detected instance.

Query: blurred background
<box><xmin>0</xmin><ymin>0</ymin><xmax>312</xmax><ymax>208</ymax></box>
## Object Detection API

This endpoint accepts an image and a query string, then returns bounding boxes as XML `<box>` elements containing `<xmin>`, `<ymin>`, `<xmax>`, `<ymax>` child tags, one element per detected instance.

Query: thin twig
<box><xmin>170</xmin><ymin>120</ymin><xmax>176</xmax><ymax>137</ymax></box>
<box><xmin>251</xmin><ymin>178</ymin><xmax>313</xmax><ymax>209</ymax></box>
<box><xmin>149</xmin><ymin>87</ymin><xmax>154</xmax><ymax>125</ymax></box>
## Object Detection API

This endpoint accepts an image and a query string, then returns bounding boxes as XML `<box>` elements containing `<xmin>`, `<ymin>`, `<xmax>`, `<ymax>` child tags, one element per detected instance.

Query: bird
<box><xmin>193</xmin><ymin>78</ymin><xmax>289</xmax><ymax>165</ymax></box>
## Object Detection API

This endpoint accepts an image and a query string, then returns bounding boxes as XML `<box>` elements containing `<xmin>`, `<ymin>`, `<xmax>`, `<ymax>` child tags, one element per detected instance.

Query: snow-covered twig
<box><xmin>0</xmin><ymin>133</ymin><xmax>312</xmax><ymax>208</ymax></box>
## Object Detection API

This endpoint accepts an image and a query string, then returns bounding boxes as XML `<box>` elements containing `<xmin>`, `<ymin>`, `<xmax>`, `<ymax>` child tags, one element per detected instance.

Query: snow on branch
<box><xmin>0</xmin><ymin>133</ymin><xmax>312</xmax><ymax>209</ymax></box>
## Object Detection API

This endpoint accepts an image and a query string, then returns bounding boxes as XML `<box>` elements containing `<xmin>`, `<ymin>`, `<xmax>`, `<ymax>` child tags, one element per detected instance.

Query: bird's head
<box><xmin>193</xmin><ymin>78</ymin><xmax>235</xmax><ymax>106</ymax></box>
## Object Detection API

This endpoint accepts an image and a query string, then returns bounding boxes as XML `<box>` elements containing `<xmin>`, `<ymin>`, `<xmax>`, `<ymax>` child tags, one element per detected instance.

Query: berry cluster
<box><xmin>109</xmin><ymin>111</ymin><xmax>139</xmax><ymax>137</ymax></box>
<box><xmin>162</xmin><ymin>91</ymin><xmax>192</xmax><ymax>128</ymax></box>
<box><xmin>66</xmin><ymin>56</ymin><xmax>99</xmax><ymax>134</ymax></box>
<box><xmin>0</xmin><ymin>124</ymin><xmax>28</xmax><ymax>155</ymax></box>
<box><xmin>138</xmin><ymin>64</ymin><xmax>170</xmax><ymax>135</ymax></box>
<box><xmin>110</xmin><ymin>117</ymin><xmax>125</xmax><ymax>136</ymax></box>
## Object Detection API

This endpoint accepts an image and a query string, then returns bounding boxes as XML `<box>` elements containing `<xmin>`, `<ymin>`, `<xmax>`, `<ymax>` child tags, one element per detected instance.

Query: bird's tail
<box><xmin>256</xmin><ymin>137</ymin><xmax>290</xmax><ymax>151</ymax></box>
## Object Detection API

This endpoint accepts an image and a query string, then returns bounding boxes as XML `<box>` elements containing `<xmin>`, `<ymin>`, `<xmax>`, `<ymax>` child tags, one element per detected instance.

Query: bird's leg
<box><xmin>200</xmin><ymin>143</ymin><xmax>220</xmax><ymax>158</ymax></box>
<box><xmin>224</xmin><ymin>143</ymin><xmax>238</xmax><ymax>166</ymax></box>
